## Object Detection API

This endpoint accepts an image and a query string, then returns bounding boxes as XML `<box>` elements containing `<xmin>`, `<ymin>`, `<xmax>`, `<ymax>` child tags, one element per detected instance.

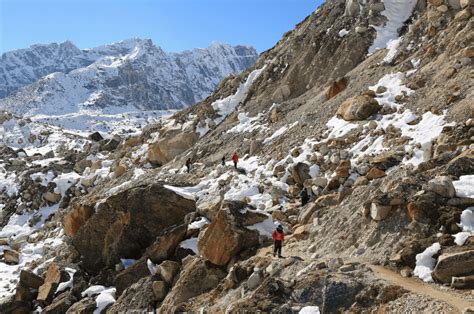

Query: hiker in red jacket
<box><xmin>272</xmin><ymin>224</ymin><xmax>285</xmax><ymax>258</ymax></box>
<box><xmin>232</xmin><ymin>151</ymin><xmax>239</xmax><ymax>169</ymax></box>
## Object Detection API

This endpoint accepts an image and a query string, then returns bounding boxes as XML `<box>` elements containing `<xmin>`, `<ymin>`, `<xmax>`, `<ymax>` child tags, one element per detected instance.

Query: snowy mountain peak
<box><xmin>0</xmin><ymin>39</ymin><xmax>258</xmax><ymax>116</ymax></box>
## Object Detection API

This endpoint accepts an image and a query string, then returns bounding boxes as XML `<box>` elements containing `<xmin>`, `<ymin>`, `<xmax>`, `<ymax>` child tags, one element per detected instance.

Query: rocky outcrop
<box><xmin>433</xmin><ymin>250</ymin><xmax>474</xmax><ymax>283</ymax></box>
<box><xmin>71</xmin><ymin>184</ymin><xmax>195</xmax><ymax>272</ymax></box>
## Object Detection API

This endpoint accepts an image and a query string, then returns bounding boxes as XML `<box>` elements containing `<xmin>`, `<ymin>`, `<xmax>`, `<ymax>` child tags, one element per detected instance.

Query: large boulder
<box><xmin>72</xmin><ymin>184</ymin><xmax>195</xmax><ymax>273</ymax></box>
<box><xmin>107</xmin><ymin>277</ymin><xmax>156</xmax><ymax>313</ymax></box>
<box><xmin>433</xmin><ymin>250</ymin><xmax>474</xmax><ymax>283</ymax></box>
<box><xmin>63</xmin><ymin>203</ymin><xmax>95</xmax><ymax>237</ymax></box>
<box><xmin>159</xmin><ymin>257</ymin><xmax>226</xmax><ymax>312</ymax></box>
<box><xmin>197</xmin><ymin>207</ymin><xmax>260</xmax><ymax>266</ymax></box>
<box><xmin>447</xmin><ymin>149</ymin><xmax>474</xmax><ymax>177</ymax></box>
<box><xmin>291</xmin><ymin>162</ymin><xmax>311</xmax><ymax>186</ymax></box>
<box><xmin>336</xmin><ymin>95</ymin><xmax>380</xmax><ymax>121</ymax></box>
<box><xmin>147</xmin><ymin>130</ymin><xmax>199</xmax><ymax>166</ymax></box>
<box><xmin>144</xmin><ymin>224</ymin><xmax>187</xmax><ymax>264</ymax></box>
<box><xmin>425</xmin><ymin>176</ymin><xmax>456</xmax><ymax>198</ymax></box>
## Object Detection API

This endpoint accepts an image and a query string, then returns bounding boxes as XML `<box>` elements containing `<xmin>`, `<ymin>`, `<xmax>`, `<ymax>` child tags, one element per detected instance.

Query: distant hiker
<box><xmin>186</xmin><ymin>158</ymin><xmax>192</xmax><ymax>173</ymax></box>
<box><xmin>221</xmin><ymin>154</ymin><xmax>226</xmax><ymax>166</ymax></box>
<box><xmin>300</xmin><ymin>188</ymin><xmax>309</xmax><ymax>206</ymax></box>
<box><xmin>272</xmin><ymin>224</ymin><xmax>285</xmax><ymax>258</ymax></box>
<box><xmin>232</xmin><ymin>151</ymin><xmax>239</xmax><ymax>169</ymax></box>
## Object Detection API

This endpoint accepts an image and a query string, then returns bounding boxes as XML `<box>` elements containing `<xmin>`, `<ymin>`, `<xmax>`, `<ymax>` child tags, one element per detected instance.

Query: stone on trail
<box><xmin>433</xmin><ymin>250</ymin><xmax>474</xmax><ymax>283</ymax></box>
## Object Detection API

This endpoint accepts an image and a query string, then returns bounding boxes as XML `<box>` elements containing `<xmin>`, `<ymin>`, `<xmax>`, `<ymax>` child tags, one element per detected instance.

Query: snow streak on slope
<box><xmin>369</xmin><ymin>0</ymin><xmax>417</xmax><ymax>53</ymax></box>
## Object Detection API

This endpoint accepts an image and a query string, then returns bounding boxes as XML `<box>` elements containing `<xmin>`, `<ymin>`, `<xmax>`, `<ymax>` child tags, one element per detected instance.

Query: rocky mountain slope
<box><xmin>0</xmin><ymin>0</ymin><xmax>473</xmax><ymax>313</ymax></box>
<box><xmin>0</xmin><ymin>39</ymin><xmax>258</xmax><ymax>115</ymax></box>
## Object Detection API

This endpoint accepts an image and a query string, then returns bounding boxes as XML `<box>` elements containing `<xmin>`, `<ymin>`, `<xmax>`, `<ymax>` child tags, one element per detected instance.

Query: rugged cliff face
<box><xmin>0</xmin><ymin>0</ymin><xmax>473</xmax><ymax>313</ymax></box>
<box><xmin>0</xmin><ymin>39</ymin><xmax>258</xmax><ymax>115</ymax></box>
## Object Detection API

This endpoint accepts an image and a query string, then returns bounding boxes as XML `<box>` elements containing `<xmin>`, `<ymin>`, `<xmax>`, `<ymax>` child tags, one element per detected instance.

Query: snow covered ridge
<box><xmin>0</xmin><ymin>39</ymin><xmax>258</xmax><ymax>116</ymax></box>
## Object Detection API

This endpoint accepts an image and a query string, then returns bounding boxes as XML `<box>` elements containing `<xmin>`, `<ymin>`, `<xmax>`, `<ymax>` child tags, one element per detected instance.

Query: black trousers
<box><xmin>274</xmin><ymin>240</ymin><xmax>282</xmax><ymax>257</ymax></box>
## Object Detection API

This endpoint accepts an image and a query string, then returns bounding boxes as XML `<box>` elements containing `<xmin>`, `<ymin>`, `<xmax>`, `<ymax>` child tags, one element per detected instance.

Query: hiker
<box><xmin>272</xmin><ymin>224</ymin><xmax>285</xmax><ymax>258</ymax></box>
<box><xmin>300</xmin><ymin>188</ymin><xmax>309</xmax><ymax>206</ymax></box>
<box><xmin>185</xmin><ymin>158</ymin><xmax>192</xmax><ymax>173</ymax></box>
<box><xmin>221</xmin><ymin>154</ymin><xmax>226</xmax><ymax>166</ymax></box>
<box><xmin>232</xmin><ymin>151</ymin><xmax>238</xmax><ymax>169</ymax></box>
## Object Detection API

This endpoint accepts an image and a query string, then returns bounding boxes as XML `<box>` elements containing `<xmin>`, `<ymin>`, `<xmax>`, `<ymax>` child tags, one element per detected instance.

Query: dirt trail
<box><xmin>257</xmin><ymin>242</ymin><xmax>473</xmax><ymax>313</ymax></box>
<box><xmin>368</xmin><ymin>264</ymin><xmax>474</xmax><ymax>313</ymax></box>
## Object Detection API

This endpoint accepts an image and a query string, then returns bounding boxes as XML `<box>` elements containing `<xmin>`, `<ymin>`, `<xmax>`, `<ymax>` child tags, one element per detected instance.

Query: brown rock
<box><xmin>326</xmin><ymin>77</ymin><xmax>348</xmax><ymax>100</ymax></box>
<box><xmin>160</xmin><ymin>257</ymin><xmax>226</xmax><ymax>311</ymax></box>
<box><xmin>454</xmin><ymin>8</ymin><xmax>471</xmax><ymax>20</ymax></box>
<box><xmin>336</xmin><ymin>95</ymin><xmax>381</xmax><ymax>121</ymax></box>
<box><xmin>156</xmin><ymin>260</ymin><xmax>180</xmax><ymax>284</ymax></box>
<box><xmin>37</xmin><ymin>282</ymin><xmax>58</xmax><ymax>305</ymax></box>
<box><xmin>197</xmin><ymin>208</ymin><xmax>260</xmax><ymax>266</ymax></box>
<box><xmin>65</xmin><ymin>297</ymin><xmax>97</xmax><ymax>314</ymax></box>
<box><xmin>124</xmin><ymin>136</ymin><xmax>141</xmax><ymax>147</ymax></box>
<box><xmin>115</xmin><ymin>259</ymin><xmax>150</xmax><ymax>296</ymax></box>
<box><xmin>463</xmin><ymin>47</ymin><xmax>474</xmax><ymax>58</ymax></box>
<box><xmin>152</xmin><ymin>281</ymin><xmax>168</xmax><ymax>301</ymax></box>
<box><xmin>113</xmin><ymin>164</ymin><xmax>127</xmax><ymax>178</ymax></box>
<box><xmin>3</xmin><ymin>249</ymin><xmax>20</xmax><ymax>265</ymax></box>
<box><xmin>370</xmin><ymin>203</ymin><xmax>392</xmax><ymax>221</ymax></box>
<box><xmin>293</xmin><ymin>225</ymin><xmax>308</xmax><ymax>240</ymax></box>
<box><xmin>147</xmin><ymin>130</ymin><xmax>199</xmax><ymax>166</ymax></box>
<box><xmin>42</xmin><ymin>292</ymin><xmax>69</xmax><ymax>314</ymax></box>
<box><xmin>63</xmin><ymin>203</ymin><xmax>94</xmax><ymax>237</ymax></box>
<box><xmin>326</xmin><ymin>178</ymin><xmax>340</xmax><ymax>190</ymax></box>
<box><xmin>447</xmin><ymin>148</ymin><xmax>474</xmax><ymax>177</ymax></box>
<box><xmin>291</xmin><ymin>162</ymin><xmax>311</xmax><ymax>186</ymax></box>
<box><xmin>270</xmin><ymin>109</ymin><xmax>279</xmax><ymax>124</ymax></box>
<box><xmin>145</xmin><ymin>224</ymin><xmax>187</xmax><ymax>264</ymax></box>
<box><xmin>72</xmin><ymin>184</ymin><xmax>195</xmax><ymax>273</ymax></box>
<box><xmin>43</xmin><ymin>192</ymin><xmax>61</xmax><ymax>204</ymax></box>
<box><xmin>19</xmin><ymin>270</ymin><xmax>44</xmax><ymax>289</ymax></box>
<box><xmin>428</xmin><ymin>0</ymin><xmax>443</xmax><ymax>5</ymax></box>
<box><xmin>366</xmin><ymin>168</ymin><xmax>385</xmax><ymax>180</ymax></box>
<box><xmin>433</xmin><ymin>250</ymin><xmax>474</xmax><ymax>283</ymax></box>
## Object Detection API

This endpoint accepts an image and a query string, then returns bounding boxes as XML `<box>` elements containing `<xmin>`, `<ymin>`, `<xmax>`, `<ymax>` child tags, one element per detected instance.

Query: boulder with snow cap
<box><xmin>72</xmin><ymin>183</ymin><xmax>195</xmax><ymax>273</ymax></box>
<box><xmin>336</xmin><ymin>95</ymin><xmax>380</xmax><ymax>121</ymax></box>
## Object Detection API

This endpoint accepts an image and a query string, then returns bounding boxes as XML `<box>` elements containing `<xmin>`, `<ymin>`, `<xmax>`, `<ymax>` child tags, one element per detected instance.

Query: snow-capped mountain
<box><xmin>0</xmin><ymin>39</ymin><xmax>258</xmax><ymax>116</ymax></box>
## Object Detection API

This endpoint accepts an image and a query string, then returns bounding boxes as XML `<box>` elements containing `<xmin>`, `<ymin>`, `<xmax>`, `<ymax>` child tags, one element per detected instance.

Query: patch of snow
<box><xmin>413</xmin><ymin>242</ymin><xmax>441</xmax><ymax>282</ymax></box>
<box><xmin>164</xmin><ymin>184</ymin><xmax>196</xmax><ymax>201</ymax></box>
<box><xmin>263</xmin><ymin>122</ymin><xmax>297</xmax><ymax>144</ymax></box>
<box><xmin>188</xmin><ymin>217</ymin><xmax>210</xmax><ymax>230</ymax></box>
<box><xmin>299</xmin><ymin>306</ymin><xmax>320</xmax><ymax>314</ymax></box>
<box><xmin>453</xmin><ymin>208</ymin><xmax>474</xmax><ymax>246</ymax></box>
<box><xmin>120</xmin><ymin>259</ymin><xmax>136</xmax><ymax>269</ymax></box>
<box><xmin>227</xmin><ymin>112</ymin><xmax>268</xmax><ymax>134</ymax></box>
<box><xmin>147</xmin><ymin>259</ymin><xmax>156</xmax><ymax>275</ymax></box>
<box><xmin>369</xmin><ymin>0</ymin><xmax>417</xmax><ymax>53</ymax></box>
<box><xmin>211</xmin><ymin>66</ymin><xmax>266</xmax><ymax>126</ymax></box>
<box><xmin>53</xmin><ymin>172</ymin><xmax>81</xmax><ymax>196</ymax></box>
<box><xmin>453</xmin><ymin>175</ymin><xmax>474</xmax><ymax>198</ymax></box>
<box><xmin>325</xmin><ymin>116</ymin><xmax>359</xmax><ymax>139</ymax></box>
<box><xmin>383</xmin><ymin>38</ymin><xmax>401</xmax><ymax>63</ymax></box>
<box><xmin>338</xmin><ymin>29</ymin><xmax>349</xmax><ymax>37</ymax></box>
<box><xmin>180</xmin><ymin>237</ymin><xmax>198</xmax><ymax>254</ymax></box>
<box><xmin>56</xmin><ymin>267</ymin><xmax>76</xmax><ymax>294</ymax></box>
<box><xmin>246</xmin><ymin>215</ymin><xmax>276</xmax><ymax>238</ymax></box>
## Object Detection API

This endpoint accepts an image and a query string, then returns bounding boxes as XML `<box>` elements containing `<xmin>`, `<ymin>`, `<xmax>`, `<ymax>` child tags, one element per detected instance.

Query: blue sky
<box><xmin>0</xmin><ymin>0</ymin><xmax>323</xmax><ymax>54</ymax></box>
